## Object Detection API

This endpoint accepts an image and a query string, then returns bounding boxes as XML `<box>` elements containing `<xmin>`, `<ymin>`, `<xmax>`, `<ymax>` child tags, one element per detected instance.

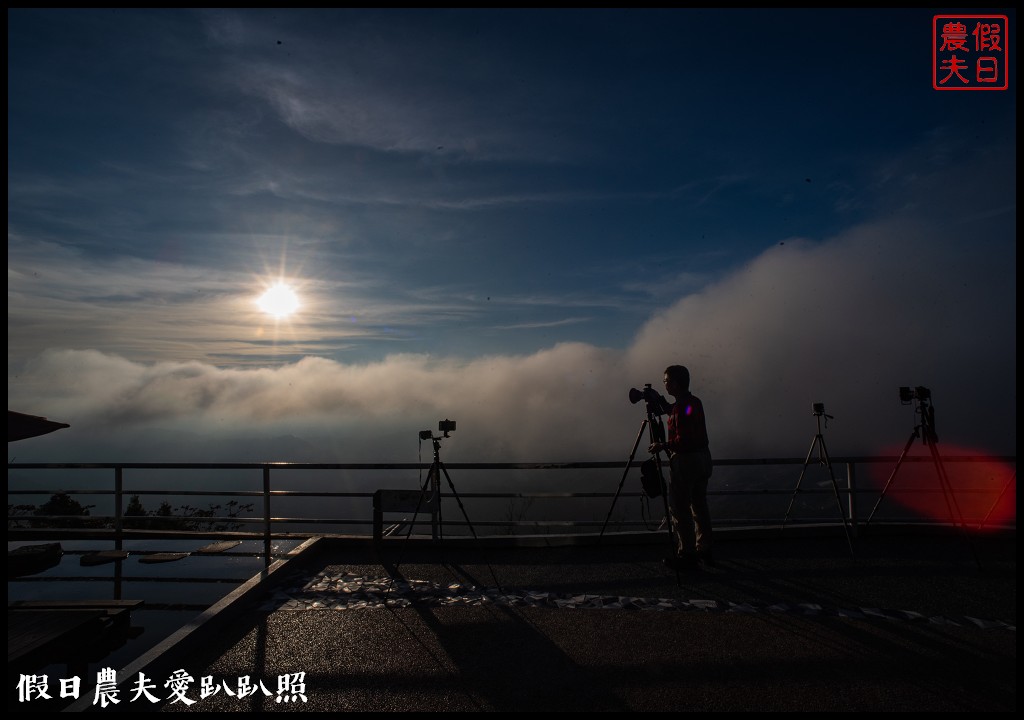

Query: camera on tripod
<box><xmin>810</xmin><ymin>402</ymin><xmax>834</xmax><ymax>427</ymax></box>
<box><xmin>629</xmin><ymin>384</ymin><xmax>666</xmax><ymax>414</ymax></box>
<box><xmin>899</xmin><ymin>386</ymin><xmax>931</xmax><ymax>404</ymax></box>
<box><xmin>420</xmin><ymin>419</ymin><xmax>457</xmax><ymax>440</ymax></box>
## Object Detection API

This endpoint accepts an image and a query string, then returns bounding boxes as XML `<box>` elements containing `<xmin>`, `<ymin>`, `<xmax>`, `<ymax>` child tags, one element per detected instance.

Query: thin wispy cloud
<box><xmin>494</xmin><ymin>318</ymin><xmax>592</xmax><ymax>330</ymax></box>
<box><xmin>203</xmin><ymin>12</ymin><xmax>567</xmax><ymax>163</ymax></box>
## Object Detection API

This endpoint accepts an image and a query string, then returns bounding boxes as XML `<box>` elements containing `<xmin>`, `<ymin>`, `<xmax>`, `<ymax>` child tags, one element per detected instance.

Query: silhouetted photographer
<box><xmin>647</xmin><ymin>365</ymin><xmax>714</xmax><ymax>570</ymax></box>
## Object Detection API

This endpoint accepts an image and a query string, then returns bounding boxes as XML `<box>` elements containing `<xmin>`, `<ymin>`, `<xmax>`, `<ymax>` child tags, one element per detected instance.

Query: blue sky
<box><xmin>7</xmin><ymin>9</ymin><xmax>1016</xmax><ymax>464</ymax></box>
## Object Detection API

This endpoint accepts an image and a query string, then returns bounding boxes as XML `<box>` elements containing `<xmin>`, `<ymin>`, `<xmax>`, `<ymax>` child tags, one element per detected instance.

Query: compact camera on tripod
<box><xmin>419</xmin><ymin>419</ymin><xmax>457</xmax><ymax>440</ymax></box>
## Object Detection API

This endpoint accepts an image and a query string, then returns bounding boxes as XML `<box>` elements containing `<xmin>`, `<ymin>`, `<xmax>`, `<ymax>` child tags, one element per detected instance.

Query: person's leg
<box><xmin>690</xmin><ymin>474</ymin><xmax>713</xmax><ymax>560</ymax></box>
<box><xmin>668</xmin><ymin>455</ymin><xmax>696</xmax><ymax>557</ymax></box>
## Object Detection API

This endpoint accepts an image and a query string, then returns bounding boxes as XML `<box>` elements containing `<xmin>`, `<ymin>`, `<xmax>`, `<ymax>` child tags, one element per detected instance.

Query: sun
<box><xmin>256</xmin><ymin>283</ymin><xmax>301</xmax><ymax>318</ymax></box>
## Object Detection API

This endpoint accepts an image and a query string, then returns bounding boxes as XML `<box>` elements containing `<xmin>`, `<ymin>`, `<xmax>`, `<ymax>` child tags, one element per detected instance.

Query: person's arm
<box><xmin>649</xmin><ymin>403</ymin><xmax>678</xmax><ymax>455</ymax></box>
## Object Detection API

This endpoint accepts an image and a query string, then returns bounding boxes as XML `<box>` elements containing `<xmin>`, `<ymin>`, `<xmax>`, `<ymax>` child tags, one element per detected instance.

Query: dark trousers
<box><xmin>668</xmin><ymin>449</ymin><xmax>713</xmax><ymax>556</ymax></box>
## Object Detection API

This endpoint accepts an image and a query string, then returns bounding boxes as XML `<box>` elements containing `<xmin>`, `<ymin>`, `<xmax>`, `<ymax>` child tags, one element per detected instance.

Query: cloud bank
<box><xmin>10</xmin><ymin>206</ymin><xmax>1015</xmax><ymax>465</ymax></box>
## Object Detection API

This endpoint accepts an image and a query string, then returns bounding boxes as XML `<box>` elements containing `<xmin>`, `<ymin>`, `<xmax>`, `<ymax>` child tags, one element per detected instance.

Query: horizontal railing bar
<box><xmin>8</xmin><ymin>455</ymin><xmax>1015</xmax><ymax>471</ymax></box>
<box><xmin>10</xmin><ymin>515</ymin><xmax>1000</xmax><ymax>528</ymax></box>
<box><xmin>7</xmin><ymin>489</ymin><xmax>377</xmax><ymax>498</ymax></box>
<box><xmin>9</xmin><ymin>575</ymin><xmax>253</xmax><ymax>584</ymax></box>
<box><xmin>7</xmin><ymin>486</ymin><xmax>1001</xmax><ymax>504</ymax></box>
<box><xmin>9</xmin><ymin>457</ymin><xmax>1015</xmax><ymax>545</ymax></box>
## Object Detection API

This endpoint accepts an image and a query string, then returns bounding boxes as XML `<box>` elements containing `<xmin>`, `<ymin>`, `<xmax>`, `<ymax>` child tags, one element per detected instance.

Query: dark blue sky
<box><xmin>8</xmin><ymin>9</ymin><xmax>1016</xmax><ymax>461</ymax></box>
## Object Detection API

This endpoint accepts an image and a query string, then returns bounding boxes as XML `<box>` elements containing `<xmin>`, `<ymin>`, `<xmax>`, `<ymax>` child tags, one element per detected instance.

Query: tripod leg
<box><xmin>866</xmin><ymin>431</ymin><xmax>917</xmax><ymax>528</ymax></box>
<box><xmin>599</xmin><ymin>420</ymin><xmax>648</xmax><ymax>543</ymax></box>
<box><xmin>388</xmin><ymin>461</ymin><xmax>435</xmax><ymax>544</ymax></box>
<box><xmin>430</xmin><ymin>463</ymin><xmax>442</xmax><ymax>541</ymax></box>
<box><xmin>648</xmin><ymin>416</ymin><xmax>682</xmax><ymax>580</ymax></box>
<box><xmin>818</xmin><ymin>436</ymin><xmax>855</xmax><ymax>557</ymax></box>
<box><xmin>437</xmin><ymin>461</ymin><xmax>480</xmax><ymax>542</ymax></box>
<box><xmin>978</xmin><ymin>471</ymin><xmax>1016</xmax><ymax>530</ymax></box>
<box><xmin>425</xmin><ymin>464</ymin><xmax>505</xmax><ymax>594</ymax></box>
<box><xmin>649</xmin><ymin>450</ymin><xmax>680</xmax><ymax>585</ymax></box>
<box><xmin>928</xmin><ymin>440</ymin><xmax>982</xmax><ymax>569</ymax></box>
<box><xmin>386</xmin><ymin>465</ymin><xmax>440</xmax><ymax>581</ymax></box>
<box><xmin>784</xmin><ymin>435</ymin><xmax>819</xmax><ymax>530</ymax></box>
<box><xmin>435</xmin><ymin>461</ymin><xmax>504</xmax><ymax>592</ymax></box>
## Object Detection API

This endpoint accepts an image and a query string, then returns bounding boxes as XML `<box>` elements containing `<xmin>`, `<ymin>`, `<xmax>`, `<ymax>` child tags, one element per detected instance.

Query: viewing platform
<box><xmin>8</xmin><ymin>456</ymin><xmax>1015</xmax><ymax>711</ymax></box>
<box><xmin>38</xmin><ymin>525</ymin><xmax>1017</xmax><ymax>713</ymax></box>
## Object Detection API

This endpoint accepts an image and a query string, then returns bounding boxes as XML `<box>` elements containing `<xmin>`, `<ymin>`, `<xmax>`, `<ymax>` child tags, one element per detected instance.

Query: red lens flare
<box><xmin>865</xmin><ymin>443</ymin><xmax>1015</xmax><ymax>532</ymax></box>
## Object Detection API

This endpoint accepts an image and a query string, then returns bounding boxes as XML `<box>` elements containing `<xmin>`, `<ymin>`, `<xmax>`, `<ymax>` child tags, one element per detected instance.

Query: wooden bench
<box><xmin>9</xmin><ymin>599</ymin><xmax>144</xmax><ymax>615</ymax></box>
<box><xmin>8</xmin><ymin>600</ymin><xmax>145</xmax><ymax>673</ymax></box>
<box><xmin>372</xmin><ymin>488</ymin><xmax>439</xmax><ymax>542</ymax></box>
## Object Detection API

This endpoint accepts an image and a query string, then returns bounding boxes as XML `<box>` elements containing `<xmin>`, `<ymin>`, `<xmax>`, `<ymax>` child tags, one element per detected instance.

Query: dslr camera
<box><xmin>629</xmin><ymin>384</ymin><xmax>667</xmax><ymax>415</ymax></box>
<box><xmin>899</xmin><ymin>386</ymin><xmax>931</xmax><ymax>404</ymax></box>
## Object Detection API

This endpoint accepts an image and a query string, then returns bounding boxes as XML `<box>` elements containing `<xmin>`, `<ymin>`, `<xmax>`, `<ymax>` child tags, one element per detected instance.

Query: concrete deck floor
<box><xmin>58</xmin><ymin>526</ymin><xmax>1015</xmax><ymax>712</ymax></box>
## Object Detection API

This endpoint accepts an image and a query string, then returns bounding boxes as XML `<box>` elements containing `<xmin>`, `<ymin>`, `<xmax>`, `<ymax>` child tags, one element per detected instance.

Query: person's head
<box><xmin>663</xmin><ymin>365</ymin><xmax>690</xmax><ymax>397</ymax></box>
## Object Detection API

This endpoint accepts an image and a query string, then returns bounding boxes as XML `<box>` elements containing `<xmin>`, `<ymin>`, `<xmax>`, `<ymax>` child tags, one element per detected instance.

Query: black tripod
<box><xmin>416</xmin><ymin>425</ymin><xmax>479</xmax><ymax>543</ymax></box>
<box><xmin>865</xmin><ymin>388</ymin><xmax>980</xmax><ymax>568</ymax></box>
<box><xmin>385</xmin><ymin>422</ymin><xmax>502</xmax><ymax>598</ymax></box>
<box><xmin>600</xmin><ymin>386</ymin><xmax>676</xmax><ymax>557</ymax></box>
<box><xmin>978</xmin><ymin>470</ymin><xmax>1016</xmax><ymax>531</ymax></box>
<box><xmin>782</xmin><ymin>403</ymin><xmax>854</xmax><ymax>556</ymax></box>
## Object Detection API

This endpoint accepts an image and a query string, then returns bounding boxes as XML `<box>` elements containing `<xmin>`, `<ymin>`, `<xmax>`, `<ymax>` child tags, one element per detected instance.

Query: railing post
<box><xmin>372</xmin><ymin>490</ymin><xmax>383</xmax><ymax>544</ymax></box>
<box><xmin>114</xmin><ymin>466</ymin><xmax>124</xmax><ymax>551</ymax></box>
<box><xmin>114</xmin><ymin>468</ymin><xmax>124</xmax><ymax>602</ymax></box>
<box><xmin>846</xmin><ymin>462</ymin><xmax>858</xmax><ymax>536</ymax></box>
<box><xmin>263</xmin><ymin>466</ymin><xmax>271</xmax><ymax>569</ymax></box>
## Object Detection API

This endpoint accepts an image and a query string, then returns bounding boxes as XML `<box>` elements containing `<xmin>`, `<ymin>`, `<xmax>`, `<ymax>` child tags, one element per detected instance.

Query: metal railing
<box><xmin>9</xmin><ymin>455</ymin><xmax>1016</xmax><ymax>555</ymax></box>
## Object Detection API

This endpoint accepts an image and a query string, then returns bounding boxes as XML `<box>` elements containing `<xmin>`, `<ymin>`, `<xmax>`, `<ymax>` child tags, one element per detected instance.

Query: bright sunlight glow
<box><xmin>257</xmin><ymin>283</ymin><xmax>301</xmax><ymax>318</ymax></box>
